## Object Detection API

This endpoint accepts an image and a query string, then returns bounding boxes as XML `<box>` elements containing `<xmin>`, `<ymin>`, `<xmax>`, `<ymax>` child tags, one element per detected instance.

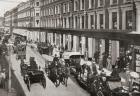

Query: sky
<box><xmin>0</xmin><ymin>0</ymin><xmax>27</xmax><ymax>17</ymax></box>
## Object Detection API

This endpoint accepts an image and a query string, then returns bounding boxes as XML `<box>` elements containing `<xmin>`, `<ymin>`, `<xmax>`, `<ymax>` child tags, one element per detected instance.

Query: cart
<box><xmin>16</xmin><ymin>44</ymin><xmax>26</xmax><ymax>60</ymax></box>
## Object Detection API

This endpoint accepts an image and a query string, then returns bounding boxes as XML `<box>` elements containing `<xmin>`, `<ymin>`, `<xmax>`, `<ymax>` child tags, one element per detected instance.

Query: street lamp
<box><xmin>6</xmin><ymin>43</ymin><xmax>13</xmax><ymax>93</ymax></box>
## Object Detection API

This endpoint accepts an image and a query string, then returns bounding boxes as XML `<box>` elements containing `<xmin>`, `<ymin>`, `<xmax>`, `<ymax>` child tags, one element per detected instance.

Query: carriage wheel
<box><xmin>26</xmin><ymin>78</ymin><xmax>31</xmax><ymax>91</ymax></box>
<box><xmin>96</xmin><ymin>90</ymin><xmax>104</xmax><ymax>96</ymax></box>
<box><xmin>60</xmin><ymin>76</ymin><xmax>65</xmax><ymax>85</ymax></box>
<box><xmin>42</xmin><ymin>77</ymin><xmax>46</xmax><ymax>88</ymax></box>
<box><xmin>65</xmin><ymin>77</ymin><xmax>68</xmax><ymax>87</ymax></box>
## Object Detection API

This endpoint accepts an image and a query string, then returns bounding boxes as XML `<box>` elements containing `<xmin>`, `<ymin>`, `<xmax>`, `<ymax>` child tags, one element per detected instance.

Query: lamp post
<box><xmin>6</xmin><ymin>43</ymin><xmax>13</xmax><ymax>93</ymax></box>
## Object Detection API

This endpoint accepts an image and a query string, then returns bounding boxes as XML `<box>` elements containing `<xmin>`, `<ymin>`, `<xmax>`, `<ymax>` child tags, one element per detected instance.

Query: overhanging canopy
<box><xmin>15</xmin><ymin>27</ymin><xmax>140</xmax><ymax>45</ymax></box>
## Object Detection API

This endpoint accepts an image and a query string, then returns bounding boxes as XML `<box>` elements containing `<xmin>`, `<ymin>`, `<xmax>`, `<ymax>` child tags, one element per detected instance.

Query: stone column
<box><xmin>111</xmin><ymin>41</ymin><xmax>119</xmax><ymax>65</ymax></box>
<box><xmin>68</xmin><ymin>35</ymin><xmax>72</xmax><ymax>51</ymax></box>
<box><xmin>100</xmin><ymin>39</ymin><xmax>105</xmax><ymax>59</ymax></box>
<box><xmin>81</xmin><ymin>36</ymin><xmax>86</xmax><ymax>55</ymax></box>
<box><xmin>63</xmin><ymin>34</ymin><xmax>66</xmax><ymax>49</ymax></box>
<box><xmin>59</xmin><ymin>34</ymin><xmax>62</xmax><ymax>47</ymax></box>
<box><xmin>73</xmin><ymin>36</ymin><xmax>77</xmax><ymax>52</ymax></box>
<box><xmin>88</xmin><ymin>38</ymin><xmax>93</xmax><ymax>58</ymax></box>
<box><xmin>73</xmin><ymin>35</ymin><xmax>79</xmax><ymax>52</ymax></box>
<box><xmin>136</xmin><ymin>1</ymin><xmax>140</xmax><ymax>32</ymax></box>
<box><xmin>92</xmin><ymin>38</ymin><xmax>96</xmax><ymax>57</ymax></box>
<box><xmin>51</xmin><ymin>33</ymin><xmax>53</xmax><ymax>45</ymax></box>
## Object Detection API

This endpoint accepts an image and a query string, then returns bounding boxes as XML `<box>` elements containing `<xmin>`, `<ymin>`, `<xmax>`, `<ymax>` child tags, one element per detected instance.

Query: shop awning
<box><xmin>15</xmin><ymin>27</ymin><xmax>140</xmax><ymax>45</ymax></box>
<box><xmin>13</xmin><ymin>29</ymin><xmax>27</xmax><ymax>37</ymax></box>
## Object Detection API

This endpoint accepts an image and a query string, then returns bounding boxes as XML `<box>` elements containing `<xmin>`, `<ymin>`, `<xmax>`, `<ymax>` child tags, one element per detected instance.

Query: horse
<box><xmin>58</xmin><ymin>58</ymin><xmax>70</xmax><ymax>87</ymax></box>
<box><xmin>49</xmin><ymin>67</ymin><xmax>60</xmax><ymax>87</ymax></box>
<box><xmin>20</xmin><ymin>59</ymin><xmax>28</xmax><ymax>76</ymax></box>
<box><xmin>58</xmin><ymin>65</ymin><xmax>70</xmax><ymax>87</ymax></box>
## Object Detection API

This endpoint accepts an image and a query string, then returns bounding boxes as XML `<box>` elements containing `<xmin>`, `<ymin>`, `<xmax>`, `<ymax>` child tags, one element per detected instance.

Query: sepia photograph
<box><xmin>0</xmin><ymin>0</ymin><xmax>140</xmax><ymax>96</ymax></box>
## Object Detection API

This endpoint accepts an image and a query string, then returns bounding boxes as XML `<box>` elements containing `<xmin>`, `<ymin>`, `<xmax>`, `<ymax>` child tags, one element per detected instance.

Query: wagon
<box><xmin>91</xmin><ymin>75</ymin><xmax>140</xmax><ymax>96</ymax></box>
<box><xmin>16</xmin><ymin>44</ymin><xmax>26</xmax><ymax>60</ymax></box>
<box><xmin>20</xmin><ymin>57</ymin><xmax>46</xmax><ymax>91</ymax></box>
<box><xmin>24</xmin><ymin>69</ymin><xmax>46</xmax><ymax>91</ymax></box>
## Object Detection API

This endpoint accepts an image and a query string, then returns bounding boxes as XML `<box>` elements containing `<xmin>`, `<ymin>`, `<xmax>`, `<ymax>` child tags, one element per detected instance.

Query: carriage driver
<box><xmin>30</xmin><ymin>57</ymin><xmax>38</xmax><ymax>70</ymax></box>
<box><xmin>53</xmin><ymin>54</ymin><xmax>59</xmax><ymax>62</ymax></box>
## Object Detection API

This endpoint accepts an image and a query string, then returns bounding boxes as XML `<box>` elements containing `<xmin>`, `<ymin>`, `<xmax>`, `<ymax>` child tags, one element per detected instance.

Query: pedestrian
<box><xmin>91</xmin><ymin>59</ymin><xmax>98</xmax><ymax>75</ymax></box>
<box><xmin>0</xmin><ymin>72</ymin><xmax>2</xmax><ymax>88</ymax></box>
<box><xmin>102</xmin><ymin>52</ymin><xmax>108</xmax><ymax>68</ymax></box>
<box><xmin>94</xmin><ymin>51</ymin><xmax>100</xmax><ymax>64</ymax></box>
<box><xmin>107</xmin><ymin>56</ymin><xmax>112</xmax><ymax>71</ymax></box>
<box><xmin>1</xmin><ymin>71</ymin><xmax>6</xmax><ymax>88</ymax></box>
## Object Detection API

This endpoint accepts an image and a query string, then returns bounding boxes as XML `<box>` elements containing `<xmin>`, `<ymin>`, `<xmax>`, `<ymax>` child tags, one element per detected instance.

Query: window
<box><xmin>90</xmin><ymin>15</ymin><xmax>94</xmax><ymax>29</ymax></box>
<box><xmin>55</xmin><ymin>5</ymin><xmax>58</xmax><ymax>14</ymax></box>
<box><xmin>36</xmin><ymin>13</ymin><xmax>39</xmax><ymax>16</ymax></box>
<box><xmin>58</xmin><ymin>4</ymin><xmax>61</xmax><ymax>14</ymax></box>
<box><xmin>110</xmin><ymin>0</ymin><xmax>118</xmax><ymax>5</ymax></box>
<box><xmin>74</xmin><ymin>0</ymin><xmax>78</xmax><ymax>11</ymax></box>
<box><xmin>126</xmin><ymin>10</ymin><xmax>133</xmax><ymax>29</ymax></box>
<box><xmin>112</xmin><ymin>12</ymin><xmax>117</xmax><ymax>29</ymax></box>
<box><xmin>63</xmin><ymin>3</ymin><xmax>67</xmax><ymax>13</ymax></box>
<box><xmin>75</xmin><ymin>16</ymin><xmax>78</xmax><ymax>28</ymax></box>
<box><xmin>36</xmin><ymin>2</ymin><xmax>39</xmax><ymax>6</ymax></box>
<box><xmin>98</xmin><ymin>0</ymin><xmax>104</xmax><ymax>7</ymax></box>
<box><xmin>68</xmin><ymin>17</ymin><xmax>71</xmax><ymax>28</ymax></box>
<box><xmin>124</xmin><ymin>0</ymin><xmax>132</xmax><ymax>3</ymax></box>
<box><xmin>81</xmin><ymin>16</ymin><xmax>84</xmax><ymax>29</ymax></box>
<box><xmin>99</xmin><ymin>14</ymin><xmax>104</xmax><ymax>29</ymax></box>
<box><xmin>36</xmin><ymin>20</ymin><xmax>39</xmax><ymax>25</ymax></box>
<box><xmin>64</xmin><ymin>18</ymin><xmax>67</xmax><ymax>28</ymax></box>
<box><xmin>80</xmin><ymin>0</ymin><xmax>85</xmax><ymax>10</ymax></box>
<box><xmin>67</xmin><ymin>3</ymin><xmax>70</xmax><ymax>12</ymax></box>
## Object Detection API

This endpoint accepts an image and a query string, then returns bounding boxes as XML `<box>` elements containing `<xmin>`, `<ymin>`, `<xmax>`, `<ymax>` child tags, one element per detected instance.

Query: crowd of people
<box><xmin>93</xmin><ymin>51</ymin><xmax>132</xmax><ymax>72</ymax></box>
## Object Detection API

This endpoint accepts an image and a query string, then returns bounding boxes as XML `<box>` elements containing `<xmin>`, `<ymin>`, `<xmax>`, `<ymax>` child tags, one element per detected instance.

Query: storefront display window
<box><xmin>135</xmin><ymin>48</ymin><xmax>140</xmax><ymax>74</ymax></box>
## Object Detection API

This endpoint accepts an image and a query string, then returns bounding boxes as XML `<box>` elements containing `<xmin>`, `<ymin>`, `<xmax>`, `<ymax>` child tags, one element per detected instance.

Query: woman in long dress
<box><xmin>107</xmin><ymin>56</ymin><xmax>112</xmax><ymax>71</ymax></box>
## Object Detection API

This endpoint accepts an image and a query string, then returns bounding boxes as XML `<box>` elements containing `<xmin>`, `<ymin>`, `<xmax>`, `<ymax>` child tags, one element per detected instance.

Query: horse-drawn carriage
<box><xmin>20</xmin><ymin>57</ymin><xmax>46</xmax><ymax>91</ymax></box>
<box><xmin>45</xmin><ymin>58</ymin><xmax>70</xmax><ymax>87</ymax></box>
<box><xmin>67</xmin><ymin>54</ymin><xmax>140</xmax><ymax>96</ymax></box>
<box><xmin>37</xmin><ymin>42</ymin><xmax>50</xmax><ymax>55</ymax></box>
<box><xmin>90</xmin><ymin>71</ymin><xmax>140</xmax><ymax>96</ymax></box>
<box><xmin>16</xmin><ymin>44</ymin><xmax>26</xmax><ymax>60</ymax></box>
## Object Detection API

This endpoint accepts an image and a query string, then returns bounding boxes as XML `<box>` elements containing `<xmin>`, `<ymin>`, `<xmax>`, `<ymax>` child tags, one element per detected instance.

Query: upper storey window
<box><xmin>99</xmin><ymin>14</ymin><xmax>104</xmax><ymax>29</ymax></box>
<box><xmin>126</xmin><ymin>10</ymin><xmax>133</xmax><ymax>29</ymax></box>
<box><xmin>74</xmin><ymin>0</ymin><xmax>79</xmax><ymax>11</ymax></box>
<box><xmin>36</xmin><ymin>2</ymin><xmax>39</xmax><ymax>6</ymax></box>
<box><xmin>63</xmin><ymin>3</ymin><xmax>67</xmax><ymax>13</ymax></box>
<box><xmin>36</xmin><ymin>13</ymin><xmax>39</xmax><ymax>16</ymax></box>
<box><xmin>98</xmin><ymin>0</ymin><xmax>104</xmax><ymax>7</ymax></box>
<box><xmin>112</xmin><ymin>12</ymin><xmax>117</xmax><ymax>29</ymax></box>
<box><xmin>124</xmin><ymin>0</ymin><xmax>132</xmax><ymax>3</ymax></box>
<box><xmin>110</xmin><ymin>0</ymin><xmax>118</xmax><ymax>5</ymax></box>
<box><xmin>80</xmin><ymin>0</ymin><xmax>85</xmax><ymax>10</ymax></box>
<box><xmin>67</xmin><ymin>3</ymin><xmax>70</xmax><ymax>12</ymax></box>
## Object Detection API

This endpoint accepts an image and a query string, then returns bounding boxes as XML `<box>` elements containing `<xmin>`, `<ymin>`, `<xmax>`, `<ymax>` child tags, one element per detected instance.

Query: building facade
<box><xmin>4</xmin><ymin>0</ymin><xmax>140</xmax><ymax>73</ymax></box>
